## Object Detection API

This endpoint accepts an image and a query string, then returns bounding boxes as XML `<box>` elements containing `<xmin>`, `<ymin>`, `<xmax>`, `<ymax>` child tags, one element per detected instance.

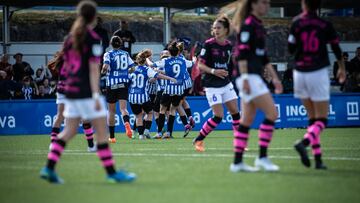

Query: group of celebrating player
<box><xmin>40</xmin><ymin>0</ymin><xmax>346</xmax><ymax>184</ymax></box>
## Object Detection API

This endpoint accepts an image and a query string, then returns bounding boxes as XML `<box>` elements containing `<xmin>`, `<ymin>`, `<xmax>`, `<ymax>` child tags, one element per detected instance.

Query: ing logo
<box><xmin>347</xmin><ymin>102</ymin><xmax>359</xmax><ymax>120</ymax></box>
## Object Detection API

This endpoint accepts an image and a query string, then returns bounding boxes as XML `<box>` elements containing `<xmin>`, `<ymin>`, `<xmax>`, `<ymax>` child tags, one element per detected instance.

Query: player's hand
<box><xmin>337</xmin><ymin>68</ymin><xmax>346</xmax><ymax>84</ymax></box>
<box><xmin>242</xmin><ymin>79</ymin><xmax>251</xmax><ymax>94</ymax></box>
<box><xmin>273</xmin><ymin>79</ymin><xmax>283</xmax><ymax>94</ymax></box>
<box><xmin>94</xmin><ymin>98</ymin><xmax>101</xmax><ymax>111</ymax></box>
<box><xmin>149</xmin><ymin>77</ymin><xmax>157</xmax><ymax>83</ymax></box>
<box><xmin>170</xmin><ymin>78</ymin><xmax>177</xmax><ymax>83</ymax></box>
<box><xmin>214</xmin><ymin>69</ymin><xmax>228</xmax><ymax>79</ymax></box>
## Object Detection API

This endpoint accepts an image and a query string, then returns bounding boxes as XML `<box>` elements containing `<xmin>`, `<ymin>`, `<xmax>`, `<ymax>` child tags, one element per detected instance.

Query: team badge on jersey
<box><xmin>92</xmin><ymin>44</ymin><xmax>103</xmax><ymax>57</ymax></box>
<box><xmin>241</xmin><ymin>31</ymin><xmax>250</xmax><ymax>43</ymax></box>
<box><xmin>200</xmin><ymin>48</ymin><xmax>206</xmax><ymax>56</ymax></box>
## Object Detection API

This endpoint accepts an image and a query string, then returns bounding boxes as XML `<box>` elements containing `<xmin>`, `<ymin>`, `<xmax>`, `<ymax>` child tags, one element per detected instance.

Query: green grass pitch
<box><xmin>0</xmin><ymin>128</ymin><xmax>360</xmax><ymax>203</ymax></box>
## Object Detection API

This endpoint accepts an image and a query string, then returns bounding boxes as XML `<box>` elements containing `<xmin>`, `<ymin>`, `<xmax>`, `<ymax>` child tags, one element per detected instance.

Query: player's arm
<box><xmin>287</xmin><ymin>23</ymin><xmax>297</xmax><ymax>55</ymax></box>
<box><xmin>235</xmin><ymin>24</ymin><xmax>253</xmax><ymax>94</ymax></box>
<box><xmin>327</xmin><ymin>23</ymin><xmax>345</xmax><ymax>83</ymax></box>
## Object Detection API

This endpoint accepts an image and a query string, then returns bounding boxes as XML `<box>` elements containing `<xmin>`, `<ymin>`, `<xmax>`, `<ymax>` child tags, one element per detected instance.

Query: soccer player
<box><xmin>192</xmin><ymin>16</ymin><xmax>240</xmax><ymax>152</ymax></box>
<box><xmin>48</xmin><ymin>49</ymin><xmax>96</xmax><ymax>152</ymax></box>
<box><xmin>129</xmin><ymin>50</ymin><xmax>176</xmax><ymax>139</ymax></box>
<box><xmin>177</xmin><ymin>42</ymin><xmax>196</xmax><ymax>132</ymax></box>
<box><xmin>102</xmin><ymin>35</ymin><xmax>135</xmax><ymax>143</ymax></box>
<box><xmin>40</xmin><ymin>0</ymin><xmax>136</xmax><ymax>183</ymax></box>
<box><xmin>230</xmin><ymin>0</ymin><xmax>283</xmax><ymax>172</ymax></box>
<box><xmin>288</xmin><ymin>0</ymin><xmax>345</xmax><ymax>169</ymax></box>
<box><xmin>152</xmin><ymin>42</ymin><xmax>193</xmax><ymax>138</ymax></box>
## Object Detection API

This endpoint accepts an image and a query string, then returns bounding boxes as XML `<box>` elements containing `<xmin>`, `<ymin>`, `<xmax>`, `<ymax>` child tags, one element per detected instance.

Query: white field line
<box><xmin>1</xmin><ymin>150</ymin><xmax>360</xmax><ymax>161</ymax></box>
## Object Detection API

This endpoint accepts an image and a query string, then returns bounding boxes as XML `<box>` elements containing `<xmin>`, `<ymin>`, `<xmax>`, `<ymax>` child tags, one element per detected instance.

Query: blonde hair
<box><xmin>232</xmin><ymin>0</ymin><xmax>258</xmax><ymax>32</ymax></box>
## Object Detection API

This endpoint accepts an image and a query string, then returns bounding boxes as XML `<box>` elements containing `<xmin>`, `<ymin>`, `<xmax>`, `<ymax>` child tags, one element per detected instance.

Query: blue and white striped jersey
<box><xmin>179</xmin><ymin>54</ymin><xmax>193</xmax><ymax>89</ymax></box>
<box><xmin>156</xmin><ymin>67</ymin><xmax>166</xmax><ymax>92</ymax></box>
<box><xmin>147</xmin><ymin>80</ymin><xmax>157</xmax><ymax>95</ymax></box>
<box><xmin>154</xmin><ymin>56</ymin><xmax>193</xmax><ymax>95</ymax></box>
<box><xmin>129</xmin><ymin>65</ymin><xmax>158</xmax><ymax>104</ymax></box>
<box><xmin>103</xmin><ymin>49</ymin><xmax>135</xmax><ymax>88</ymax></box>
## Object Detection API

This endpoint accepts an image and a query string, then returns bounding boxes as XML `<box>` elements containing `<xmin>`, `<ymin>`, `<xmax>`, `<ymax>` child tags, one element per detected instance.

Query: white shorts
<box><xmin>63</xmin><ymin>97</ymin><xmax>107</xmax><ymax>120</ymax></box>
<box><xmin>293</xmin><ymin>67</ymin><xmax>330</xmax><ymax>101</ymax></box>
<box><xmin>56</xmin><ymin>93</ymin><xmax>66</xmax><ymax>105</ymax></box>
<box><xmin>236</xmin><ymin>74</ymin><xmax>269</xmax><ymax>103</ymax></box>
<box><xmin>205</xmin><ymin>83</ymin><xmax>238</xmax><ymax>107</ymax></box>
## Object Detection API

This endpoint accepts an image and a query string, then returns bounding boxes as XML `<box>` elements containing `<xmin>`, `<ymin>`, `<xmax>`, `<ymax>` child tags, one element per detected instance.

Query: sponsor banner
<box><xmin>0</xmin><ymin>94</ymin><xmax>359</xmax><ymax>135</ymax></box>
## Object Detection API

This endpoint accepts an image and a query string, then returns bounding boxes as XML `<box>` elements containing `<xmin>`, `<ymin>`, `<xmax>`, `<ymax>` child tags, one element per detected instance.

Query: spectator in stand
<box><xmin>94</xmin><ymin>16</ymin><xmax>110</xmax><ymax>55</ymax></box>
<box><xmin>34</xmin><ymin>66</ymin><xmax>53</xmax><ymax>85</ymax></box>
<box><xmin>18</xmin><ymin>76</ymin><xmax>38</xmax><ymax>100</ymax></box>
<box><xmin>12</xmin><ymin>53</ymin><xmax>34</xmax><ymax>82</ymax></box>
<box><xmin>0</xmin><ymin>70</ymin><xmax>21</xmax><ymax>100</ymax></box>
<box><xmin>113</xmin><ymin>20</ymin><xmax>136</xmax><ymax>54</ymax></box>
<box><xmin>350</xmin><ymin>47</ymin><xmax>360</xmax><ymax>73</ymax></box>
<box><xmin>0</xmin><ymin>54</ymin><xmax>13</xmax><ymax>80</ymax></box>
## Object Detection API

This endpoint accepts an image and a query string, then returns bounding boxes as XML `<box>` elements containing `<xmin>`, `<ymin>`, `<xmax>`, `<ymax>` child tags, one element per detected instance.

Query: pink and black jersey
<box><xmin>235</xmin><ymin>14</ymin><xmax>270</xmax><ymax>76</ymax></box>
<box><xmin>61</xmin><ymin>29</ymin><xmax>103</xmax><ymax>99</ymax></box>
<box><xmin>288</xmin><ymin>12</ymin><xmax>342</xmax><ymax>72</ymax></box>
<box><xmin>199</xmin><ymin>37</ymin><xmax>233</xmax><ymax>88</ymax></box>
<box><xmin>56</xmin><ymin>59</ymin><xmax>66</xmax><ymax>94</ymax></box>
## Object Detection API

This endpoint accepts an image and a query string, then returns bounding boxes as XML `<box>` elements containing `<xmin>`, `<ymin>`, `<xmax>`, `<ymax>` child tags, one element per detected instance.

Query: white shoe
<box><xmin>230</xmin><ymin>163</ymin><xmax>259</xmax><ymax>173</ymax></box>
<box><xmin>87</xmin><ymin>145</ymin><xmax>97</xmax><ymax>152</ymax></box>
<box><xmin>254</xmin><ymin>157</ymin><xmax>280</xmax><ymax>172</ymax></box>
<box><xmin>139</xmin><ymin>135</ymin><xmax>145</xmax><ymax>140</ymax></box>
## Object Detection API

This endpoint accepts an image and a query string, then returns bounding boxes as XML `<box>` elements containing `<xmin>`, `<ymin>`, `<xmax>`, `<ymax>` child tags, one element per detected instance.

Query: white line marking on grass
<box><xmin>4</xmin><ymin>150</ymin><xmax>358</xmax><ymax>161</ymax></box>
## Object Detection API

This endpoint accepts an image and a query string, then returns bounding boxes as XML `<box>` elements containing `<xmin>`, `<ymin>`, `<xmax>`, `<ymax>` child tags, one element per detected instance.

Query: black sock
<box><xmin>51</xmin><ymin>127</ymin><xmax>60</xmax><ymax>134</ymax></box>
<box><xmin>82</xmin><ymin>123</ymin><xmax>94</xmax><ymax>148</ymax></box>
<box><xmin>138</xmin><ymin>125</ymin><xmax>145</xmax><ymax>135</ymax></box>
<box><xmin>145</xmin><ymin>120</ymin><xmax>152</xmax><ymax>130</ymax></box>
<box><xmin>302</xmin><ymin>138</ymin><xmax>310</xmax><ymax>146</ymax></box>
<box><xmin>158</xmin><ymin>114</ymin><xmax>165</xmax><ymax>133</ymax></box>
<box><xmin>123</xmin><ymin>115</ymin><xmax>130</xmax><ymax>123</ymax></box>
<box><xmin>47</xmin><ymin>139</ymin><xmax>66</xmax><ymax>170</ymax></box>
<box><xmin>167</xmin><ymin>115</ymin><xmax>175</xmax><ymax>135</ymax></box>
<box><xmin>259</xmin><ymin>146</ymin><xmax>267</xmax><ymax>158</ymax></box>
<box><xmin>315</xmin><ymin>154</ymin><xmax>323</xmax><ymax>165</ymax></box>
<box><xmin>109</xmin><ymin>126</ymin><xmax>115</xmax><ymax>139</ymax></box>
<box><xmin>180</xmin><ymin>116</ymin><xmax>188</xmax><ymax>126</ymax></box>
<box><xmin>234</xmin><ymin>152</ymin><xmax>243</xmax><ymax>164</ymax></box>
<box><xmin>185</xmin><ymin>108</ymin><xmax>192</xmax><ymax>118</ymax></box>
<box><xmin>195</xmin><ymin>135</ymin><xmax>206</xmax><ymax>142</ymax></box>
<box><xmin>155</xmin><ymin>118</ymin><xmax>159</xmax><ymax>127</ymax></box>
<box><xmin>132</xmin><ymin>122</ymin><xmax>137</xmax><ymax>131</ymax></box>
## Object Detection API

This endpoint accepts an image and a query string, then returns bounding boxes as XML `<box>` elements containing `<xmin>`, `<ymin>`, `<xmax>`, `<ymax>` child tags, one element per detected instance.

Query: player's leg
<box><xmin>252</xmin><ymin>93</ymin><xmax>280</xmax><ymax>171</ymax></box>
<box><xmin>119</xmin><ymin>99</ymin><xmax>132</xmax><ymax>138</ymax></box>
<box><xmin>50</xmin><ymin>103</ymin><xmax>64</xmax><ymax>143</ymax></box>
<box><xmin>107</xmin><ymin>102</ymin><xmax>117</xmax><ymax>143</ymax></box>
<box><xmin>41</xmin><ymin>117</ymin><xmax>80</xmax><ymax>184</ymax></box>
<box><xmin>82</xmin><ymin>121</ymin><xmax>96</xmax><ymax>152</ymax></box>
<box><xmin>230</xmin><ymin>100</ymin><xmax>258</xmax><ymax>172</ymax></box>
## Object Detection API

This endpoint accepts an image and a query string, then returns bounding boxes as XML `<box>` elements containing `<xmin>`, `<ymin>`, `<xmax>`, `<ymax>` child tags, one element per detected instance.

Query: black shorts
<box><xmin>106</xmin><ymin>87</ymin><xmax>129</xmax><ymax>103</ymax></box>
<box><xmin>130</xmin><ymin>101</ymin><xmax>153</xmax><ymax>115</ymax></box>
<box><xmin>161</xmin><ymin>94</ymin><xmax>182</xmax><ymax>107</ymax></box>
<box><xmin>149</xmin><ymin>94</ymin><xmax>157</xmax><ymax>104</ymax></box>
<box><xmin>182</xmin><ymin>88</ymin><xmax>191</xmax><ymax>99</ymax></box>
<box><xmin>153</xmin><ymin>91</ymin><xmax>163</xmax><ymax>112</ymax></box>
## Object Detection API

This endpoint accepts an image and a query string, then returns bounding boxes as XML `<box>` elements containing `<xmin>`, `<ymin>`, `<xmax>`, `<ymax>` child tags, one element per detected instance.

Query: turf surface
<box><xmin>0</xmin><ymin>128</ymin><xmax>360</xmax><ymax>203</ymax></box>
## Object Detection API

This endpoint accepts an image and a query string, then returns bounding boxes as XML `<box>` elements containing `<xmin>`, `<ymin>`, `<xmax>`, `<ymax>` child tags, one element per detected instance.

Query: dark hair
<box><xmin>110</xmin><ymin>36</ymin><xmax>122</xmax><ymax>49</ymax></box>
<box><xmin>213</xmin><ymin>15</ymin><xmax>231</xmax><ymax>35</ymax></box>
<box><xmin>168</xmin><ymin>41</ymin><xmax>179</xmax><ymax>56</ymax></box>
<box><xmin>232</xmin><ymin>0</ymin><xmax>259</xmax><ymax>32</ymax></box>
<box><xmin>304</xmin><ymin>0</ymin><xmax>321</xmax><ymax>11</ymax></box>
<box><xmin>70</xmin><ymin>0</ymin><xmax>97</xmax><ymax>52</ymax></box>
<box><xmin>343</xmin><ymin>52</ymin><xmax>349</xmax><ymax>57</ymax></box>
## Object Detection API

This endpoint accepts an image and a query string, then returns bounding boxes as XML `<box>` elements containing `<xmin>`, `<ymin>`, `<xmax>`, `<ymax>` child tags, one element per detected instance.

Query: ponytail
<box><xmin>168</xmin><ymin>41</ymin><xmax>179</xmax><ymax>56</ymax></box>
<box><xmin>232</xmin><ymin>0</ymin><xmax>256</xmax><ymax>33</ymax></box>
<box><xmin>70</xmin><ymin>0</ymin><xmax>97</xmax><ymax>52</ymax></box>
